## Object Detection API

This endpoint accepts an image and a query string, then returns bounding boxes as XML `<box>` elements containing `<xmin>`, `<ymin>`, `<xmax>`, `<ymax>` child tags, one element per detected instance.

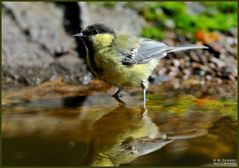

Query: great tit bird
<box><xmin>73</xmin><ymin>24</ymin><xmax>208</xmax><ymax>108</ymax></box>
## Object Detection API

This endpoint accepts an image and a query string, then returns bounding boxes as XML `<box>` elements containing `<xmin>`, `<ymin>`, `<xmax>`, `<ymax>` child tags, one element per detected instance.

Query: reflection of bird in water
<box><xmin>82</xmin><ymin>105</ymin><xmax>207</xmax><ymax>166</ymax></box>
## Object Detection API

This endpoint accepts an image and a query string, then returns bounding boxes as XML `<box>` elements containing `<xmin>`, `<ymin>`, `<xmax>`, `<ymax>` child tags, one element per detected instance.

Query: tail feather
<box><xmin>167</xmin><ymin>45</ymin><xmax>208</xmax><ymax>53</ymax></box>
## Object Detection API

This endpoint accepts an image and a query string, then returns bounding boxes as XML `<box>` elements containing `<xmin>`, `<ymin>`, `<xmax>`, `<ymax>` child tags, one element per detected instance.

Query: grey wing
<box><xmin>121</xmin><ymin>39</ymin><xmax>169</xmax><ymax>65</ymax></box>
<box><xmin>121</xmin><ymin>39</ymin><xmax>208</xmax><ymax>65</ymax></box>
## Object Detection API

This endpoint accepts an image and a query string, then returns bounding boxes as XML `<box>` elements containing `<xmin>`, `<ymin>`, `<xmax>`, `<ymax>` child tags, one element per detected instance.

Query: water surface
<box><xmin>2</xmin><ymin>81</ymin><xmax>238</xmax><ymax>166</ymax></box>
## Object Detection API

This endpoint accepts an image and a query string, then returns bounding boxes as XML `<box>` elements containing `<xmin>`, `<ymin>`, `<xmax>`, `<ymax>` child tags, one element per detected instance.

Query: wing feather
<box><xmin>115</xmin><ymin>35</ymin><xmax>207</xmax><ymax>65</ymax></box>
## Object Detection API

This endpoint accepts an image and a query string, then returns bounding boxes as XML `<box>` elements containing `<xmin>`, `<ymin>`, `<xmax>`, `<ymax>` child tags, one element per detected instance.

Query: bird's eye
<box><xmin>92</xmin><ymin>29</ymin><xmax>98</xmax><ymax>35</ymax></box>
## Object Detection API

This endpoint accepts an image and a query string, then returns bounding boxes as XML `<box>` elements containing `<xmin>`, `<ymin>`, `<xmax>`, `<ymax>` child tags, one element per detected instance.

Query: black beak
<box><xmin>73</xmin><ymin>32</ymin><xmax>84</xmax><ymax>37</ymax></box>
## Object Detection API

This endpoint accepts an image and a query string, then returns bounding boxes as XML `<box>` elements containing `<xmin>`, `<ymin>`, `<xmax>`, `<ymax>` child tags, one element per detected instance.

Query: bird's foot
<box><xmin>113</xmin><ymin>96</ymin><xmax>126</xmax><ymax>105</ymax></box>
<box><xmin>112</xmin><ymin>87</ymin><xmax>124</xmax><ymax>98</ymax></box>
<box><xmin>112</xmin><ymin>92</ymin><xmax>124</xmax><ymax>98</ymax></box>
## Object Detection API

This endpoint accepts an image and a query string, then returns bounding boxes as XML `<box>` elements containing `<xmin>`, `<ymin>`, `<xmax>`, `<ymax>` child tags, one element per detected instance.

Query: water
<box><xmin>2</xmin><ymin>81</ymin><xmax>238</xmax><ymax>166</ymax></box>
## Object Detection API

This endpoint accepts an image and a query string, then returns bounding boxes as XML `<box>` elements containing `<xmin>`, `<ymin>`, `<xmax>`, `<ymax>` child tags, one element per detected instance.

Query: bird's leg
<box><xmin>143</xmin><ymin>88</ymin><xmax>146</xmax><ymax>110</ymax></box>
<box><xmin>112</xmin><ymin>87</ymin><xmax>123</xmax><ymax>98</ymax></box>
<box><xmin>112</xmin><ymin>87</ymin><xmax>125</xmax><ymax>105</ymax></box>
<box><xmin>141</xmin><ymin>81</ymin><xmax>148</xmax><ymax>110</ymax></box>
<box><xmin>114</xmin><ymin>96</ymin><xmax>126</xmax><ymax>105</ymax></box>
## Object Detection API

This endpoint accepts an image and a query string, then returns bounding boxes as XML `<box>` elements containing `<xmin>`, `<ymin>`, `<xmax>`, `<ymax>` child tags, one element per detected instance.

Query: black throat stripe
<box><xmin>82</xmin><ymin>38</ymin><xmax>103</xmax><ymax>76</ymax></box>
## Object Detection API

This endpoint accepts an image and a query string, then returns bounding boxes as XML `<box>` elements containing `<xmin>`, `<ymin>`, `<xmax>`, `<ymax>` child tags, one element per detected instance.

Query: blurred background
<box><xmin>2</xmin><ymin>2</ymin><xmax>238</xmax><ymax>167</ymax></box>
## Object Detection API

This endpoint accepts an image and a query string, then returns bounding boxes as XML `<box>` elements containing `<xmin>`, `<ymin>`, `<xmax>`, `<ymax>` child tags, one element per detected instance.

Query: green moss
<box><xmin>88</xmin><ymin>2</ymin><xmax>116</xmax><ymax>9</ymax></box>
<box><xmin>147</xmin><ymin>93</ymin><xmax>237</xmax><ymax>120</ymax></box>
<box><xmin>141</xmin><ymin>26</ymin><xmax>164</xmax><ymax>40</ymax></box>
<box><xmin>132</xmin><ymin>2</ymin><xmax>237</xmax><ymax>40</ymax></box>
<box><xmin>159</xmin><ymin>2</ymin><xmax>187</xmax><ymax>16</ymax></box>
<box><xmin>202</xmin><ymin>2</ymin><xmax>237</xmax><ymax>14</ymax></box>
<box><xmin>89</xmin><ymin>2</ymin><xmax>237</xmax><ymax>40</ymax></box>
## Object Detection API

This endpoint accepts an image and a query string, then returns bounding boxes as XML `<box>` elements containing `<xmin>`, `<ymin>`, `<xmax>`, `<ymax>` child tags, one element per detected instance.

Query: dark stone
<box><xmin>2</xmin><ymin>2</ymin><xmax>91</xmax><ymax>86</ymax></box>
<box><xmin>79</xmin><ymin>2</ymin><xmax>145</xmax><ymax>36</ymax></box>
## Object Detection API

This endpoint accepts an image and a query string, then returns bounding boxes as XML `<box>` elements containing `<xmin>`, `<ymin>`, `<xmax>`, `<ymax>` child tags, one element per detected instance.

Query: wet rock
<box><xmin>50</xmin><ymin>54</ymin><xmax>91</xmax><ymax>85</ymax></box>
<box><xmin>172</xmin><ymin>59</ymin><xmax>180</xmax><ymax>67</ymax></box>
<box><xmin>2</xmin><ymin>2</ymin><xmax>90</xmax><ymax>86</ymax></box>
<box><xmin>164</xmin><ymin>19</ymin><xmax>175</xmax><ymax>29</ymax></box>
<box><xmin>79</xmin><ymin>2</ymin><xmax>146</xmax><ymax>36</ymax></box>
<box><xmin>210</xmin><ymin>57</ymin><xmax>225</xmax><ymax>69</ymax></box>
<box><xmin>158</xmin><ymin>29</ymin><xmax>237</xmax><ymax>86</ymax></box>
<box><xmin>2</xmin><ymin>2</ymin><xmax>147</xmax><ymax>87</ymax></box>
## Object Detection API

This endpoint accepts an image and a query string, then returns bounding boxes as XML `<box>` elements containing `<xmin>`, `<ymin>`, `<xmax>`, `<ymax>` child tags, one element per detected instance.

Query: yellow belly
<box><xmin>94</xmin><ymin>52</ymin><xmax>159</xmax><ymax>87</ymax></box>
